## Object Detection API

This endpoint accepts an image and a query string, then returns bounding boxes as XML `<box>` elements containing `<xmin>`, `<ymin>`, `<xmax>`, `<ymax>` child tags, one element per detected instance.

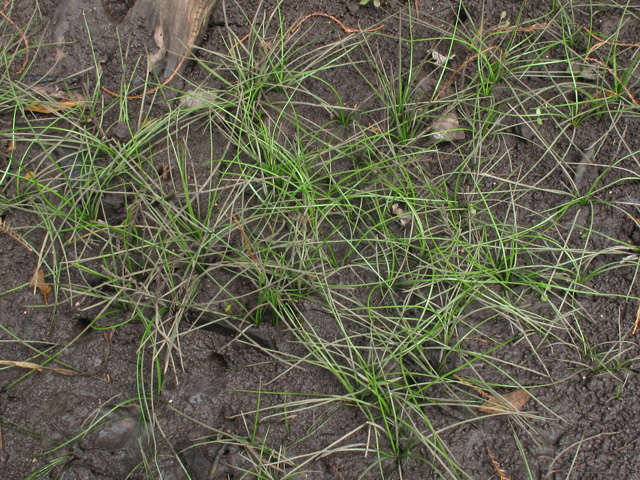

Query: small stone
<box><xmin>567</xmin><ymin>60</ymin><xmax>601</xmax><ymax>81</ymax></box>
<box><xmin>430</xmin><ymin>112</ymin><xmax>465</xmax><ymax>142</ymax></box>
<box><xmin>347</xmin><ymin>3</ymin><xmax>359</xmax><ymax>15</ymax></box>
<box><xmin>110</xmin><ymin>121</ymin><xmax>131</xmax><ymax>143</ymax></box>
<box><xmin>517</xmin><ymin>124</ymin><xmax>536</xmax><ymax>141</ymax></box>
<box><xmin>181</xmin><ymin>89</ymin><xmax>217</xmax><ymax>109</ymax></box>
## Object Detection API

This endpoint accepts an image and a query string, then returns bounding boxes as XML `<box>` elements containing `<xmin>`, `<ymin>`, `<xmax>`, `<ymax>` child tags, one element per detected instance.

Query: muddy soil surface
<box><xmin>2</xmin><ymin>1</ymin><xmax>640</xmax><ymax>479</ymax></box>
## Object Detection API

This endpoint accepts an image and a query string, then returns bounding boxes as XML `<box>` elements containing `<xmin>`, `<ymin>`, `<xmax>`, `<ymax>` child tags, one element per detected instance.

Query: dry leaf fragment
<box><xmin>26</xmin><ymin>85</ymin><xmax>88</xmax><ymax>113</ymax></box>
<box><xmin>158</xmin><ymin>165</ymin><xmax>170</xmax><ymax>181</ymax></box>
<box><xmin>479</xmin><ymin>389</ymin><xmax>530</xmax><ymax>414</ymax></box>
<box><xmin>430</xmin><ymin>112</ymin><xmax>465</xmax><ymax>142</ymax></box>
<box><xmin>4</xmin><ymin>140</ymin><xmax>16</xmax><ymax>153</ymax></box>
<box><xmin>30</xmin><ymin>269</ymin><xmax>52</xmax><ymax>305</ymax></box>
<box><xmin>431</xmin><ymin>49</ymin><xmax>455</xmax><ymax>67</ymax></box>
<box><xmin>487</xmin><ymin>447</ymin><xmax>511</xmax><ymax>480</ymax></box>
<box><xmin>391</xmin><ymin>202</ymin><xmax>412</xmax><ymax>227</ymax></box>
<box><xmin>27</xmin><ymin>100</ymin><xmax>82</xmax><ymax>114</ymax></box>
<box><xmin>0</xmin><ymin>360</ymin><xmax>77</xmax><ymax>376</ymax></box>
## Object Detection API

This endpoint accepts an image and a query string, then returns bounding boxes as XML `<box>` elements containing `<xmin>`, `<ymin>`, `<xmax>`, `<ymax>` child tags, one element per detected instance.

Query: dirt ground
<box><xmin>2</xmin><ymin>0</ymin><xmax>640</xmax><ymax>479</ymax></box>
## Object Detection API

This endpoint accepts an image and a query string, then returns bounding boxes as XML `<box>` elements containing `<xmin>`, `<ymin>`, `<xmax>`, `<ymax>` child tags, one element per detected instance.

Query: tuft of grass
<box><xmin>1</xmin><ymin>1</ymin><xmax>640</xmax><ymax>478</ymax></box>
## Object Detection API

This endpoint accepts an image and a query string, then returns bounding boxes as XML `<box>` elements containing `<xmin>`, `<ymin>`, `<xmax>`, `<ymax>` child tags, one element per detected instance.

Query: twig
<box><xmin>433</xmin><ymin>22</ymin><xmax>549</xmax><ymax>102</ymax></box>
<box><xmin>583</xmin><ymin>56</ymin><xmax>639</xmax><ymax>107</ymax></box>
<box><xmin>585</xmin><ymin>27</ymin><xmax>640</xmax><ymax>54</ymax></box>
<box><xmin>633</xmin><ymin>301</ymin><xmax>640</xmax><ymax>335</ymax></box>
<box><xmin>0</xmin><ymin>424</ymin><xmax>5</xmax><ymax>463</ymax></box>
<box><xmin>0</xmin><ymin>218</ymin><xmax>32</xmax><ymax>252</ymax></box>
<box><xmin>231</xmin><ymin>214</ymin><xmax>260</xmax><ymax>266</ymax></box>
<box><xmin>434</xmin><ymin>46</ymin><xmax>500</xmax><ymax>102</ymax></box>
<box><xmin>290</xmin><ymin>12</ymin><xmax>383</xmax><ymax>35</ymax></box>
<box><xmin>576</xmin><ymin>25</ymin><xmax>640</xmax><ymax>106</ymax></box>
<box><xmin>229</xmin><ymin>32</ymin><xmax>251</xmax><ymax>54</ymax></box>
<box><xmin>0</xmin><ymin>2</ymin><xmax>29</xmax><ymax>74</ymax></box>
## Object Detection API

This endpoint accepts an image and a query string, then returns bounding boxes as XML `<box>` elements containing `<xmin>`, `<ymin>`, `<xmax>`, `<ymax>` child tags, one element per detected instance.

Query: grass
<box><xmin>1</xmin><ymin>0</ymin><xmax>640</xmax><ymax>478</ymax></box>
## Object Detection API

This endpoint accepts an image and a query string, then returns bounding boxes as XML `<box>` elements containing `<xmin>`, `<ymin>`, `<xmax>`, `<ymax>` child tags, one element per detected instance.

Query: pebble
<box><xmin>110</xmin><ymin>121</ymin><xmax>132</xmax><ymax>143</ymax></box>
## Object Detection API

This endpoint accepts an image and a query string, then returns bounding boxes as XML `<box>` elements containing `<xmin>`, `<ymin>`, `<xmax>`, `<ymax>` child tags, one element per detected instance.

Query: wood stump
<box><xmin>126</xmin><ymin>0</ymin><xmax>218</xmax><ymax>77</ymax></box>
<box><xmin>52</xmin><ymin>0</ymin><xmax>218</xmax><ymax>78</ymax></box>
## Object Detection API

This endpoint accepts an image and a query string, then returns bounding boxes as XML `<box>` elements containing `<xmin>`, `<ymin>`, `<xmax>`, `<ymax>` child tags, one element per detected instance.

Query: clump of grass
<box><xmin>1</xmin><ymin>1</ymin><xmax>640</xmax><ymax>478</ymax></box>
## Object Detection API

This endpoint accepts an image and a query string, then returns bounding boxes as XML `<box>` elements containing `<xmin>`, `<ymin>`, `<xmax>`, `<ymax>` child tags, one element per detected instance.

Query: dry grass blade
<box><xmin>0</xmin><ymin>424</ymin><xmax>5</xmax><ymax>463</ymax></box>
<box><xmin>487</xmin><ymin>447</ymin><xmax>511</xmax><ymax>480</ymax></box>
<box><xmin>26</xmin><ymin>86</ymin><xmax>88</xmax><ymax>113</ymax></box>
<box><xmin>29</xmin><ymin>268</ymin><xmax>51</xmax><ymax>305</ymax></box>
<box><xmin>0</xmin><ymin>360</ymin><xmax>77</xmax><ymax>376</ymax></box>
<box><xmin>455</xmin><ymin>375</ymin><xmax>492</xmax><ymax>399</ymax></box>
<box><xmin>479</xmin><ymin>390</ymin><xmax>530</xmax><ymax>414</ymax></box>
<box><xmin>290</xmin><ymin>12</ymin><xmax>383</xmax><ymax>35</ymax></box>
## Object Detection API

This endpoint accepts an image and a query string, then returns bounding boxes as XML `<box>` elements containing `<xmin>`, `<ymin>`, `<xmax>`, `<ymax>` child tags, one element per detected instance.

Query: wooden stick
<box><xmin>291</xmin><ymin>12</ymin><xmax>383</xmax><ymax>35</ymax></box>
<box><xmin>0</xmin><ymin>3</ymin><xmax>29</xmax><ymax>74</ymax></box>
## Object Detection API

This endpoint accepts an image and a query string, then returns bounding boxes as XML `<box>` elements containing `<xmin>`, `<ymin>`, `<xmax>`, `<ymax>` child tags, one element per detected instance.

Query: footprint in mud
<box><xmin>52</xmin><ymin>0</ymin><xmax>218</xmax><ymax>78</ymax></box>
<box><xmin>60</xmin><ymin>404</ymin><xmax>151</xmax><ymax>477</ymax></box>
<box><xmin>84</xmin><ymin>404</ymin><xmax>149</xmax><ymax>454</ymax></box>
<box><xmin>182</xmin><ymin>375</ymin><xmax>224</xmax><ymax>406</ymax></box>
<box><xmin>177</xmin><ymin>438</ymin><xmax>225</xmax><ymax>480</ymax></box>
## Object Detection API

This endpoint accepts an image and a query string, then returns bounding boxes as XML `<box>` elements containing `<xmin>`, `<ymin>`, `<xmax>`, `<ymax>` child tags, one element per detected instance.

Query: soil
<box><xmin>1</xmin><ymin>0</ymin><xmax>640</xmax><ymax>479</ymax></box>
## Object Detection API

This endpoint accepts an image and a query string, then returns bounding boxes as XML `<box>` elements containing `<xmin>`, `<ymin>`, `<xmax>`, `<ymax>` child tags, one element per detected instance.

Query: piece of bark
<box><xmin>126</xmin><ymin>0</ymin><xmax>218</xmax><ymax>77</ymax></box>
